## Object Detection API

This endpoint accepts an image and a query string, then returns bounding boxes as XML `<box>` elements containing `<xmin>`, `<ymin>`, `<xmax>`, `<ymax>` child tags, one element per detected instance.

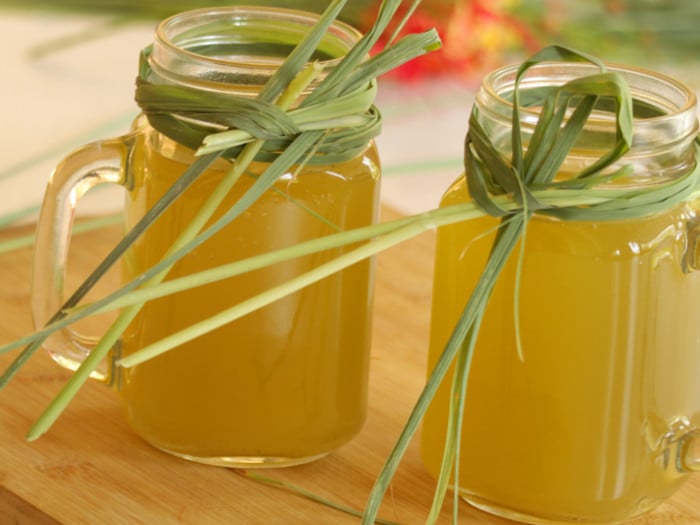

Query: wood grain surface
<box><xmin>0</xmin><ymin>209</ymin><xmax>698</xmax><ymax>524</ymax></box>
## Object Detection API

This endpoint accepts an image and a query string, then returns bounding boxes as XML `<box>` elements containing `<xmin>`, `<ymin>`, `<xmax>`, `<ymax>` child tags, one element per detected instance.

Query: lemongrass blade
<box><xmin>0</xmin><ymin>214</ymin><xmax>121</xmax><ymax>255</ymax></box>
<box><xmin>257</xmin><ymin>0</ymin><xmax>346</xmax><ymax>103</ymax></box>
<box><xmin>451</xmin><ymin>314</ymin><xmax>484</xmax><ymax>524</ymax></box>
<box><xmin>0</xmin><ymin>233</ymin><xmax>35</xmax><ymax>255</ymax></box>
<box><xmin>237</xmin><ymin>471</ymin><xmax>400</xmax><ymax>525</ymax></box>
<box><xmin>531</xmin><ymin>164</ymin><xmax>634</xmax><ymax>190</ymax></box>
<box><xmin>343</xmin><ymin>29</ymin><xmax>441</xmax><ymax>94</ymax></box>
<box><xmin>361</xmin><ymin>216</ymin><xmax>527</xmax><ymax>524</ymax></box>
<box><xmin>522</xmin><ymin>91</ymin><xmax>563</xmax><ymax>179</ymax></box>
<box><xmin>0</xmin><ymin>189</ymin><xmax>623</xmax><ymax>359</ymax></box>
<box><xmin>385</xmin><ymin>0</ymin><xmax>422</xmax><ymax>46</ymax></box>
<box><xmin>532</xmin><ymin>95</ymin><xmax>596</xmax><ymax>184</ymax></box>
<box><xmin>426</xmin><ymin>310</ymin><xmax>483</xmax><ymax>525</ymax></box>
<box><xmin>28</xmin><ymin>15</ymin><xmax>130</xmax><ymax>59</ymax></box>
<box><xmin>69</xmin><ymin>214</ymin><xmax>422</xmax><ymax>315</ymax></box>
<box><xmin>289</xmin><ymin>81</ymin><xmax>377</xmax><ymax>125</ymax></box>
<box><xmin>301</xmin><ymin>0</ymin><xmax>402</xmax><ymax>105</ymax></box>
<box><xmin>26</xmin><ymin>304</ymin><xmax>135</xmax><ymax>440</ymax></box>
<box><xmin>0</xmin><ymin>185</ymin><xmax>627</xmax><ymax>361</ymax></box>
<box><xmin>197</xmin><ymin>129</ymin><xmax>253</xmax><ymax>154</ymax></box>
<box><xmin>197</xmin><ymin>61</ymin><xmax>378</xmax><ymax>156</ymax></box>
<box><xmin>197</xmin><ymin>113</ymin><xmax>371</xmax><ymax>156</ymax></box>
<box><xmin>118</xmin><ymin>219</ymin><xmax>433</xmax><ymax>367</ymax></box>
<box><xmin>0</xmin><ymin>203</ymin><xmax>479</xmax><ymax>357</ymax></box>
<box><xmin>512</xmin><ymin>45</ymin><xmax>606</xmax><ymax>173</ymax></box>
<box><xmin>512</xmin><ymin>177</ymin><xmax>531</xmax><ymax>364</ymax></box>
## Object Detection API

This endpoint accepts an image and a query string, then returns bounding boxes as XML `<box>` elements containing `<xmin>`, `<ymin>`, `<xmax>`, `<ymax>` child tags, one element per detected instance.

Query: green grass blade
<box><xmin>0</xmin><ymin>205</ymin><xmax>40</xmax><ymax>229</ymax></box>
<box><xmin>467</xmin><ymin>112</ymin><xmax>518</xmax><ymax>196</ymax></box>
<box><xmin>425</xmin><ymin>312</ymin><xmax>482</xmax><ymax>525</ymax></box>
<box><xmin>451</xmin><ymin>310</ymin><xmax>484</xmax><ymax>524</ymax></box>
<box><xmin>257</xmin><ymin>0</ymin><xmax>347</xmax><ymax>103</ymax></box>
<box><xmin>343</xmin><ymin>29</ymin><xmax>441</xmax><ymax>94</ymax></box>
<box><xmin>0</xmin><ymin>204</ymin><xmax>489</xmax><ymax>357</ymax></box>
<box><xmin>361</xmin><ymin>215</ymin><xmax>526</xmax><ymax>525</ymax></box>
<box><xmin>512</xmin><ymin>45</ymin><xmax>606</xmax><ymax>174</ymax></box>
<box><xmin>302</xmin><ymin>0</ymin><xmax>401</xmax><ymax>105</ymax></box>
<box><xmin>238</xmin><ymin>471</ymin><xmax>400</xmax><ymax>525</ymax></box>
<box><xmin>522</xmin><ymin>92</ymin><xmax>569</xmax><ymax>182</ymax></box>
<box><xmin>117</xmin><ymin>217</ymin><xmax>428</xmax><ymax>367</ymax></box>
<box><xmin>529</xmin><ymin>94</ymin><xmax>597</xmax><ymax>185</ymax></box>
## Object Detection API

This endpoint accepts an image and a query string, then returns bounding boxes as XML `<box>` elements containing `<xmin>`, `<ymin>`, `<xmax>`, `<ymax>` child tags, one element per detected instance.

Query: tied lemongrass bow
<box><xmin>465</xmin><ymin>47</ymin><xmax>700</xmax><ymax>222</ymax></box>
<box><xmin>135</xmin><ymin>46</ymin><xmax>382</xmax><ymax>164</ymax></box>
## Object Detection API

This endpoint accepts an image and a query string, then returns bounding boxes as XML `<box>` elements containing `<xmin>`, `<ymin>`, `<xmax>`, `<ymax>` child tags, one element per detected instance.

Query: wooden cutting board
<box><xmin>0</xmin><ymin>209</ymin><xmax>698</xmax><ymax>524</ymax></box>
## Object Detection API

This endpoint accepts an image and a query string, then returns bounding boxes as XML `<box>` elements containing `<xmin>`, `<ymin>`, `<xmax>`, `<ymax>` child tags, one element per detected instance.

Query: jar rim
<box><xmin>476</xmin><ymin>61</ymin><xmax>699</xmax><ymax>168</ymax></box>
<box><xmin>150</xmin><ymin>6</ymin><xmax>362</xmax><ymax>90</ymax></box>
<box><xmin>479</xmin><ymin>61</ymin><xmax>698</xmax><ymax>131</ymax></box>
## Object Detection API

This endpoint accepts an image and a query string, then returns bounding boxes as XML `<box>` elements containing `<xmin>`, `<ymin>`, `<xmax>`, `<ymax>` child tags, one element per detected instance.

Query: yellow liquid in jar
<box><xmin>422</xmin><ymin>177</ymin><xmax>700</xmax><ymax>522</ymax></box>
<box><xmin>118</xmin><ymin>130</ymin><xmax>380</xmax><ymax>464</ymax></box>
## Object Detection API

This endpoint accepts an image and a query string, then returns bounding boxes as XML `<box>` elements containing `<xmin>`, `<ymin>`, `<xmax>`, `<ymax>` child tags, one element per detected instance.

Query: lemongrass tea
<box><xmin>423</xmin><ymin>187</ymin><xmax>700</xmax><ymax>522</ymax></box>
<box><xmin>421</xmin><ymin>61</ymin><xmax>700</xmax><ymax>523</ymax></box>
<box><xmin>119</xmin><ymin>126</ymin><xmax>379</xmax><ymax>463</ymax></box>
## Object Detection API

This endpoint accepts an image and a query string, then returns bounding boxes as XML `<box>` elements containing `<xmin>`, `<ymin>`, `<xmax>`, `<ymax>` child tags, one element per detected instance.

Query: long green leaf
<box><xmin>361</xmin><ymin>216</ymin><xmax>526</xmax><ymax>524</ymax></box>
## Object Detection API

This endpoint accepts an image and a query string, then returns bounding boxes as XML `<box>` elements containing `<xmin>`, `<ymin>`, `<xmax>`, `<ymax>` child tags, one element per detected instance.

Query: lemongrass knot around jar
<box><xmin>134</xmin><ymin>6</ymin><xmax>383</xmax><ymax>164</ymax></box>
<box><xmin>421</xmin><ymin>45</ymin><xmax>700</xmax><ymax>525</ymax></box>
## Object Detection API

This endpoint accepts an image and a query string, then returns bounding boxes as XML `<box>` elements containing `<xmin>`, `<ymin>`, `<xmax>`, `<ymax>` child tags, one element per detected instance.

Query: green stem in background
<box><xmin>0</xmin><ymin>214</ymin><xmax>122</xmax><ymax>254</ymax></box>
<box><xmin>0</xmin><ymin>205</ymin><xmax>39</xmax><ymax>229</ymax></box>
<box><xmin>27</xmin><ymin>15</ymin><xmax>133</xmax><ymax>59</ymax></box>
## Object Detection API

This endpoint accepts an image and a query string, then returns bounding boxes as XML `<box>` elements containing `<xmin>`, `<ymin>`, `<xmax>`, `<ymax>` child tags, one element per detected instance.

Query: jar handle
<box><xmin>679</xmin><ymin>429</ymin><xmax>700</xmax><ymax>472</ymax></box>
<box><xmin>31</xmin><ymin>135</ymin><xmax>133</xmax><ymax>383</ymax></box>
<box><xmin>659</xmin><ymin>417</ymin><xmax>700</xmax><ymax>473</ymax></box>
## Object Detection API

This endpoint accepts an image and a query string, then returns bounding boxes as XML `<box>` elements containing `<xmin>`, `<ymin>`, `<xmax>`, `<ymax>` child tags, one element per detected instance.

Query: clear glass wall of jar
<box><xmin>421</xmin><ymin>62</ymin><xmax>700</xmax><ymax>523</ymax></box>
<box><xmin>32</xmin><ymin>7</ymin><xmax>381</xmax><ymax>467</ymax></box>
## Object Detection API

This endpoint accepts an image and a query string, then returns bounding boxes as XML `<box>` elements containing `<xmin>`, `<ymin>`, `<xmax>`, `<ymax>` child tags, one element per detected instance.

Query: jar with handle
<box><xmin>31</xmin><ymin>6</ymin><xmax>381</xmax><ymax>468</ymax></box>
<box><xmin>421</xmin><ymin>60</ymin><xmax>700</xmax><ymax>523</ymax></box>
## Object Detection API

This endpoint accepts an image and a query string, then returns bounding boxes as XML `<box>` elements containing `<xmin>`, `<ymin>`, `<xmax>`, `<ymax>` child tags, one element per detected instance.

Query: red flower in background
<box><xmin>362</xmin><ymin>0</ymin><xmax>541</xmax><ymax>82</ymax></box>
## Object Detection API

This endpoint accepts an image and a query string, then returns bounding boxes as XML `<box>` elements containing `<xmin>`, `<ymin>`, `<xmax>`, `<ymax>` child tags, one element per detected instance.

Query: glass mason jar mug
<box><xmin>421</xmin><ymin>63</ymin><xmax>700</xmax><ymax>522</ymax></box>
<box><xmin>31</xmin><ymin>7</ymin><xmax>381</xmax><ymax>467</ymax></box>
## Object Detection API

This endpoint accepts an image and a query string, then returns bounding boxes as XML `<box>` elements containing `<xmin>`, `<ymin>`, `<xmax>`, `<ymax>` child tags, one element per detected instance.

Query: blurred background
<box><xmin>1</xmin><ymin>0</ymin><xmax>699</xmax><ymax>230</ymax></box>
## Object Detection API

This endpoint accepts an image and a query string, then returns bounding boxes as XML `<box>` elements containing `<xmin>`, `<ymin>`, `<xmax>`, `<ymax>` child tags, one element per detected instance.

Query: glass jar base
<box><xmin>155</xmin><ymin>445</ymin><xmax>330</xmax><ymax>468</ymax></box>
<box><xmin>462</xmin><ymin>495</ymin><xmax>636</xmax><ymax>525</ymax></box>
